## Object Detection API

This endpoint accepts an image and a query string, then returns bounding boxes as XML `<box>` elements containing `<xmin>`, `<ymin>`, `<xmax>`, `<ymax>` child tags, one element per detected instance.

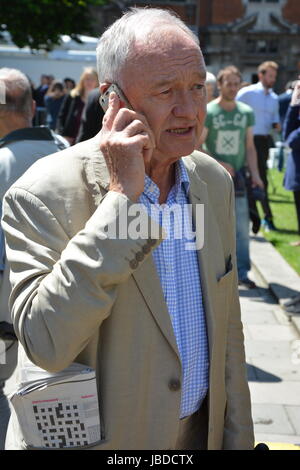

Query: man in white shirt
<box><xmin>237</xmin><ymin>61</ymin><xmax>280</xmax><ymax>231</ymax></box>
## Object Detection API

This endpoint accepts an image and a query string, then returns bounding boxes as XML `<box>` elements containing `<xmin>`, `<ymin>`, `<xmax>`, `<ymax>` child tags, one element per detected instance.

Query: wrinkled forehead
<box><xmin>120</xmin><ymin>27</ymin><xmax>205</xmax><ymax>79</ymax></box>
<box><xmin>134</xmin><ymin>26</ymin><xmax>200</xmax><ymax>57</ymax></box>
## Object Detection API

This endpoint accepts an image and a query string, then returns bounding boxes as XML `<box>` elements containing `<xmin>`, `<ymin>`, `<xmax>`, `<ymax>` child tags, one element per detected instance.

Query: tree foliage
<box><xmin>0</xmin><ymin>0</ymin><xmax>108</xmax><ymax>51</ymax></box>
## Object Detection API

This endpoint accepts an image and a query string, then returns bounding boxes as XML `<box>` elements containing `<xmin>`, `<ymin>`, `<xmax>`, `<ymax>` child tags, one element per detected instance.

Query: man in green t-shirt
<box><xmin>200</xmin><ymin>66</ymin><xmax>263</xmax><ymax>288</ymax></box>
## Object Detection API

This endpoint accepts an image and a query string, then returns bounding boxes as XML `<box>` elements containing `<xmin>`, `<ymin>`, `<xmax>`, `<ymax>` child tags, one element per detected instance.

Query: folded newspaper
<box><xmin>10</xmin><ymin>361</ymin><xmax>101</xmax><ymax>449</ymax></box>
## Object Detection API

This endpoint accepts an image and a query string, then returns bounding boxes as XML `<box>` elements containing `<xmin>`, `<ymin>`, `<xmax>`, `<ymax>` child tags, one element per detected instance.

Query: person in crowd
<box><xmin>63</xmin><ymin>77</ymin><xmax>76</xmax><ymax>92</ymax></box>
<box><xmin>205</xmin><ymin>71</ymin><xmax>217</xmax><ymax>104</ymax></box>
<box><xmin>279</xmin><ymin>81</ymin><xmax>295</xmax><ymax>128</ymax></box>
<box><xmin>283</xmin><ymin>79</ymin><xmax>300</xmax><ymax>247</ymax></box>
<box><xmin>2</xmin><ymin>8</ymin><xmax>253</xmax><ymax>450</ymax></box>
<box><xmin>44</xmin><ymin>80</ymin><xmax>65</xmax><ymax>130</ymax></box>
<box><xmin>76</xmin><ymin>87</ymin><xmax>104</xmax><ymax>142</ymax></box>
<box><xmin>0</xmin><ymin>67</ymin><xmax>68</xmax><ymax>449</ymax></box>
<box><xmin>237</xmin><ymin>61</ymin><xmax>280</xmax><ymax>232</ymax></box>
<box><xmin>33</xmin><ymin>74</ymin><xmax>50</xmax><ymax>108</ymax></box>
<box><xmin>48</xmin><ymin>75</ymin><xmax>55</xmax><ymax>87</ymax></box>
<box><xmin>57</xmin><ymin>67</ymin><xmax>99</xmax><ymax>145</ymax></box>
<box><xmin>32</xmin><ymin>74</ymin><xmax>51</xmax><ymax>125</ymax></box>
<box><xmin>200</xmin><ymin>66</ymin><xmax>263</xmax><ymax>289</ymax></box>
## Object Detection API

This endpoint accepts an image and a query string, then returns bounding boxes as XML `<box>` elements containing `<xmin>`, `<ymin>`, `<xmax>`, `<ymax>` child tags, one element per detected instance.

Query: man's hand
<box><xmin>99</xmin><ymin>92</ymin><xmax>155</xmax><ymax>202</ymax></box>
<box><xmin>291</xmin><ymin>78</ymin><xmax>300</xmax><ymax>107</ymax></box>
<box><xmin>251</xmin><ymin>173</ymin><xmax>264</xmax><ymax>189</ymax></box>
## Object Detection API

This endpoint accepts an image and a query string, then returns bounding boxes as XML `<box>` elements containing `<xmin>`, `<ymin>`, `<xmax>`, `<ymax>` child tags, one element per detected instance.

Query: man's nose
<box><xmin>173</xmin><ymin>92</ymin><xmax>198</xmax><ymax>119</ymax></box>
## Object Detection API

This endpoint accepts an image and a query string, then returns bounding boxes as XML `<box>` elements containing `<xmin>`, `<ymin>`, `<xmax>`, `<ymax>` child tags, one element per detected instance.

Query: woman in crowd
<box><xmin>56</xmin><ymin>67</ymin><xmax>99</xmax><ymax>145</ymax></box>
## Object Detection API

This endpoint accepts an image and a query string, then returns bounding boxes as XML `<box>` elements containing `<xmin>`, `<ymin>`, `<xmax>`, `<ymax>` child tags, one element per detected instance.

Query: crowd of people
<box><xmin>202</xmin><ymin>64</ymin><xmax>300</xmax><ymax>280</ymax></box>
<box><xmin>31</xmin><ymin>69</ymin><xmax>101</xmax><ymax>144</ymax></box>
<box><xmin>0</xmin><ymin>6</ymin><xmax>299</xmax><ymax>450</ymax></box>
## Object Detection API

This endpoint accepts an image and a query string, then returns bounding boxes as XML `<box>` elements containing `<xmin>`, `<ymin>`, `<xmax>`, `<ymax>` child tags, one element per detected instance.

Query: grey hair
<box><xmin>0</xmin><ymin>68</ymin><xmax>32</xmax><ymax>119</ymax></box>
<box><xmin>96</xmin><ymin>7</ymin><xmax>200</xmax><ymax>85</ymax></box>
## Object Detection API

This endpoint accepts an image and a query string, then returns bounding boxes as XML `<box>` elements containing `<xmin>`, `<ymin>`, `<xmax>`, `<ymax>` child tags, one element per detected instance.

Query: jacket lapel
<box><xmin>183</xmin><ymin>157</ymin><xmax>223</xmax><ymax>359</ymax></box>
<box><xmin>131</xmin><ymin>260</ymin><xmax>181</xmax><ymax>359</ymax></box>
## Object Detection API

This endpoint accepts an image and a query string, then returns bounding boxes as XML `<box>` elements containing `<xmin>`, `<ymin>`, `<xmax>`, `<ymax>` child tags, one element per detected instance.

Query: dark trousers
<box><xmin>253</xmin><ymin>135</ymin><xmax>274</xmax><ymax>222</ymax></box>
<box><xmin>294</xmin><ymin>190</ymin><xmax>300</xmax><ymax>235</ymax></box>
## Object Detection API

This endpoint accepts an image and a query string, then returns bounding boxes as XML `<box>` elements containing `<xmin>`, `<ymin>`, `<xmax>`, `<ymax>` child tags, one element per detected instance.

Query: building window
<box><xmin>246</xmin><ymin>39</ymin><xmax>256</xmax><ymax>53</ymax></box>
<box><xmin>269</xmin><ymin>39</ymin><xmax>279</xmax><ymax>53</ymax></box>
<box><xmin>246</xmin><ymin>38</ymin><xmax>279</xmax><ymax>54</ymax></box>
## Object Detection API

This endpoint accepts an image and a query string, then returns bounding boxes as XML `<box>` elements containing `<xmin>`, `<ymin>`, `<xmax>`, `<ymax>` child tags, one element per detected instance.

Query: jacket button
<box><xmin>129</xmin><ymin>259</ymin><xmax>139</xmax><ymax>269</ymax></box>
<box><xmin>142</xmin><ymin>244</ymin><xmax>151</xmax><ymax>254</ymax></box>
<box><xmin>168</xmin><ymin>379</ymin><xmax>181</xmax><ymax>391</ymax></box>
<box><xmin>135</xmin><ymin>251</ymin><xmax>144</xmax><ymax>262</ymax></box>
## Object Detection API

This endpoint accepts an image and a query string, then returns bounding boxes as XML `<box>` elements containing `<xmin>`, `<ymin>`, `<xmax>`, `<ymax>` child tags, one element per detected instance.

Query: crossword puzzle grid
<box><xmin>33</xmin><ymin>401</ymin><xmax>89</xmax><ymax>448</ymax></box>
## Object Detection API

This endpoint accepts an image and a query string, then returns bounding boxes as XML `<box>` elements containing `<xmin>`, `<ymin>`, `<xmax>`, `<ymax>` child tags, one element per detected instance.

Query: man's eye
<box><xmin>161</xmin><ymin>89</ymin><xmax>171</xmax><ymax>95</ymax></box>
<box><xmin>194</xmin><ymin>84</ymin><xmax>204</xmax><ymax>90</ymax></box>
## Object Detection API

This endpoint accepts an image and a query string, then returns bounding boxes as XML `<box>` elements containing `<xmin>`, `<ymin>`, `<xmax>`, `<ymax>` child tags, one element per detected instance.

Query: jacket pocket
<box><xmin>217</xmin><ymin>266</ymin><xmax>234</xmax><ymax>285</ymax></box>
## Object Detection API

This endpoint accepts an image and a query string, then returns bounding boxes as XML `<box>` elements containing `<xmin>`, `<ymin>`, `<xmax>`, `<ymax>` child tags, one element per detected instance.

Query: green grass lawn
<box><xmin>258</xmin><ymin>168</ymin><xmax>300</xmax><ymax>275</ymax></box>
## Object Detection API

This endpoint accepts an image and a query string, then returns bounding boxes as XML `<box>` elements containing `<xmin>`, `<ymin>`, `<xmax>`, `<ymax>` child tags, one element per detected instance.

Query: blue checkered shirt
<box><xmin>139</xmin><ymin>159</ymin><xmax>209</xmax><ymax>418</ymax></box>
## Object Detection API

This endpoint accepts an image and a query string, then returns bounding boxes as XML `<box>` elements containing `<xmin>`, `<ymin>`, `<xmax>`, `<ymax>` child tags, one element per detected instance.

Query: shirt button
<box><xmin>168</xmin><ymin>378</ymin><xmax>181</xmax><ymax>391</ymax></box>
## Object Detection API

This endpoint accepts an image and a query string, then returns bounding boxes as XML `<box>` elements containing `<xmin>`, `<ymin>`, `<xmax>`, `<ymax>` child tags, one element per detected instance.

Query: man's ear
<box><xmin>99</xmin><ymin>83</ymin><xmax>111</xmax><ymax>95</ymax></box>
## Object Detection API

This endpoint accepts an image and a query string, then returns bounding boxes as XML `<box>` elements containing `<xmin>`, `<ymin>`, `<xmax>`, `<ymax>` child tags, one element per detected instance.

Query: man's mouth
<box><xmin>167</xmin><ymin>127</ymin><xmax>193</xmax><ymax>135</ymax></box>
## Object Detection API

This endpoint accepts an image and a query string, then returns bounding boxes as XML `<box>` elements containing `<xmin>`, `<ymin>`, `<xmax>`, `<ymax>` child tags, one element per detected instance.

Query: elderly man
<box><xmin>2</xmin><ymin>8</ymin><xmax>253</xmax><ymax>450</ymax></box>
<box><xmin>0</xmin><ymin>68</ymin><xmax>67</xmax><ymax>449</ymax></box>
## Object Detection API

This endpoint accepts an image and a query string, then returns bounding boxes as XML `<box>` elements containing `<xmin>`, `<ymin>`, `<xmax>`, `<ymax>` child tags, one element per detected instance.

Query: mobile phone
<box><xmin>99</xmin><ymin>83</ymin><xmax>132</xmax><ymax>112</ymax></box>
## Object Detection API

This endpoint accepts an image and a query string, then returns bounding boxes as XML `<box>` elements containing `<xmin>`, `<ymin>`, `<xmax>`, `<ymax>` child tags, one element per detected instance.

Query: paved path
<box><xmin>243</xmin><ymin>236</ymin><xmax>300</xmax><ymax>448</ymax></box>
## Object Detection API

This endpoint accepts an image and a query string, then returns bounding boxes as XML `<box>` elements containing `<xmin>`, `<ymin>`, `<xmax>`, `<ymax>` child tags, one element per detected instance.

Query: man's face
<box><xmin>219</xmin><ymin>73</ymin><xmax>241</xmax><ymax>101</ymax></box>
<box><xmin>259</xmin><ymin>68</ymin><xmax>277</xmax><ymax>89</ymax></box>
<box><xmin>120</xmin><ymin>28</ymin><xmax>207</xmax><ymax>165</ymax></box>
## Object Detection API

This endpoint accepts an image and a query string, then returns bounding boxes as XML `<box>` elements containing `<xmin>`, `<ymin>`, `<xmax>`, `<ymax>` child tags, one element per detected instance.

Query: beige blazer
<box><xmin>2</xmin><ymin>136</ymin><xmax>254</xmax><ymax>450</ymax></box>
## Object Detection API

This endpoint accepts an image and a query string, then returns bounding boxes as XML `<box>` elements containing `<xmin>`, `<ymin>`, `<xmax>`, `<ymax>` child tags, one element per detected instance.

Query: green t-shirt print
<box><xmin>204</xmin><ymin>101</ymin><xmax>255</xmax><ymax>171</ymax></box>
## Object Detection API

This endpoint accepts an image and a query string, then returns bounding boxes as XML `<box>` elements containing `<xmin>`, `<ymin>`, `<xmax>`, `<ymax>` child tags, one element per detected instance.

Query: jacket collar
<box><xmin>0</xmin><ymin>126</ymin><xmax>55</xmax><ymax>148</ymax></box>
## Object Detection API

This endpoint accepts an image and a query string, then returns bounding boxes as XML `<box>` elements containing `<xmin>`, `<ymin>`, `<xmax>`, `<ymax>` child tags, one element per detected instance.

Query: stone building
<box><xmin>91</xmin><ymin>0</ymin><xmax>300</xmax><ymax>92</ymax></box>
<box><xmin>198</xmin><ymin>0</ymin><xmax>300</xmax><ymax>91</ymax></box>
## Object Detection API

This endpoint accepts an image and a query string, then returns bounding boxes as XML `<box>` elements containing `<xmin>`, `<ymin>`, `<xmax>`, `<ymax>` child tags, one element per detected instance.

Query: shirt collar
<box><xmin>142</xmin><ymin>158</ymin><xmax>190</xmax><ymax>204</ymax></box>
<box><xmin>256</xmin><ymin>81</ymin><xmax>273</xmax><ymax>94</ymax></box>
